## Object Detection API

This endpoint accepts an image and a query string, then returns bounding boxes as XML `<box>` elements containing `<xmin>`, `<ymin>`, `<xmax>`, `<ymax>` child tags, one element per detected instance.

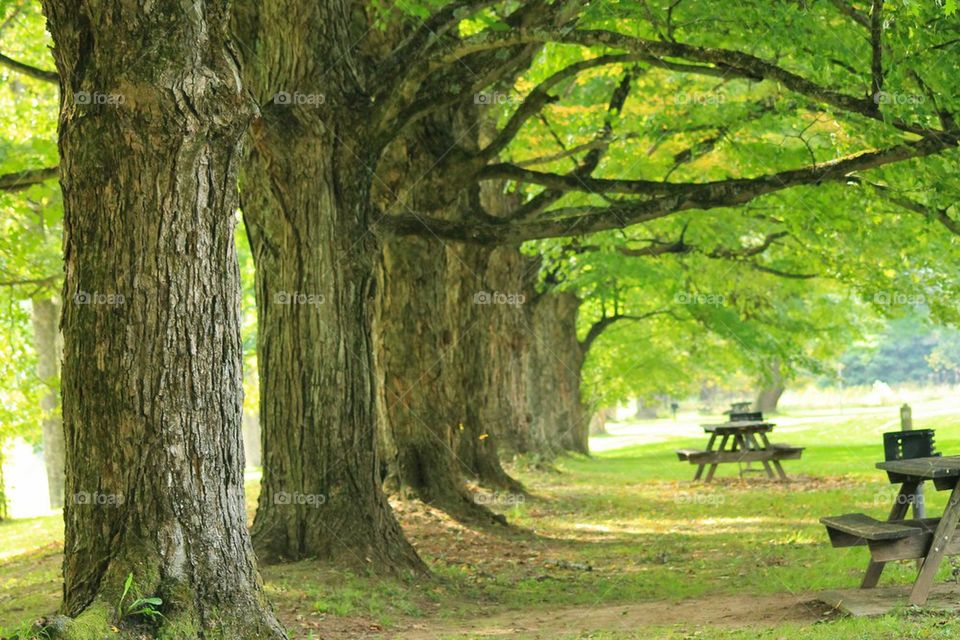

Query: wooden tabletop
<box><xmin>703</xmin><ymin>421</ymin><xmax>775</xmax><ymax>433</ymax></box>
<box><xmin>876</xmin><ymin>455</ymin><xmax>960</xmax><ymax>479</ymax></box>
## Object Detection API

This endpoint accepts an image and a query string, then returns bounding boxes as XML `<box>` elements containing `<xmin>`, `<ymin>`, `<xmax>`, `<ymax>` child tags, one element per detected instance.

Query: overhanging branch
<box><xmin>0</xmin><ymin>166</ymin><xmax>58</xmax><ymax>192</ymax></box>
<box><xmin>382</xmin><ymin>134</ymin><xmax>959</xmax><ymax>243</ymax></box>
<box><xmin>580</xmin><ymin>308</ymin><xmax>673</xmax><ymax>354</ymax></box>
<box><xmin>0</xmin><ymin>51</ymin><xmax>58</xmax><ymax>84</ymax></box>
<box><xmin>428</xmin><ymin>28</ymin><xmax>936</xmax><ymax>136</ymax></box>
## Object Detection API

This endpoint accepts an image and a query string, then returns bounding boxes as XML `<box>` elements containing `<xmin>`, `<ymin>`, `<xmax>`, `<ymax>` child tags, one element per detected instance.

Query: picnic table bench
<box><xmin>675</xmin><ymin>417</ymin><xmax>804</xmax><ymax>482</ymax></box>
<box><xmin>820</xmin><ymin>451</ymin><xmax>960</xmax><ymax>606</ymax></box>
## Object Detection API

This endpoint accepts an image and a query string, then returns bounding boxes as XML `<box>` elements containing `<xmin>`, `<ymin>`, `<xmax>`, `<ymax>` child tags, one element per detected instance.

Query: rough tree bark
<box><xmin>454</xmin><ymin>182</ymin><xmax>531</xmax><ymax>491</ymax></box>
<box><xmin>373</xmin><ymin>109</ymin><xmax>516</xmax><ymax>522</ymax></box>
<box><xmin>42</xmin><ymin>0</ymin><xmax>285</xmax><ymax>636</ymax></box>
<box><xmin>527</xmin><ymin>291</ymin><xmax>590</xmax><ymax>457</ymax></box>
<box><xmin>476</xmin><ymin>247</ymin><xmax>537</xmax><ymax>459</ymax></box>
<box><xmin>31</xmin><ymin>296</ymin><xmax>64</xmax><ymax>510</ymax></box>
<box><xmin>234</xmin><ymin>1</ymin><xmax>424</xmax><ymax>570</ymax></box>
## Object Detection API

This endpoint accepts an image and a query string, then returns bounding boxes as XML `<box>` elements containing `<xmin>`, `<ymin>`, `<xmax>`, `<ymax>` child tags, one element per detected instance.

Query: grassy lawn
<box><xmin>3</xmin><ymin>399</ymin><xmax>960</xmax><ymax>638</ymax></box>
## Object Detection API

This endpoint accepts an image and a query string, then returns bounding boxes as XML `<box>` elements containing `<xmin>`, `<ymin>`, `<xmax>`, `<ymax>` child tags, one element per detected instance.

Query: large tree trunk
<box><xmin>374</xmin><ymin>236</ymin><xmax>498</xmax><ymax>522</ymax></box>
<box><xmin>43</xmin><ymin>1</ymin><xmax>284</xmax><ymax>636</ymax></box>
<box><xmin>483</xmin><ymin>249</ymin><xmax>540</xmax><ymax>457</ymax></box>
<box><xmin>453</xmin><ymin>180</ymin><xmax>529</xmax><ymax>491</ymax></box>
<box><xmin>31</xmin><ymin>297</ymin><xmax>64</xmax><ymax>510</ymax></box>
<box><xmin>235</xmin><ymin>2</ymin><xmax>423</xmax><ymax>571</ymax></box>
<box><xmin>527</xmin><ymin>291</ymin><xmax>590</xmax><ymax>457</ymax></box>
<box><xmin>456</xmin><ymin>244</ymin><xmax>532</xmax><ymax>489</ymax></box>
<box><xmin>373</xmin><ymin>110</ymin><xmax>515</xmax><ymax>522</ymax></box>
<box><xmin>447</xmin><ymin>243</ymin><xmax>524</xmax><ymax>494</ymax></box>
<box><xmin>754</xmin><ymin>360</ymin><xmax>786</xmax><ymax>414</ymax></box>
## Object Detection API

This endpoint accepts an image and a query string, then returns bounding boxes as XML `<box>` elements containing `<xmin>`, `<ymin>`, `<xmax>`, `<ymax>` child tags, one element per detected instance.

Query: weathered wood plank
<box><xmin>820</xmin><ymin>513</ymin><xmax>923</xmax><ymax>541</ymax></box>
<box><xmin>686</xmin><ymin>450</ymin><xmax>797</xmax><ymax>464</ymax></box>
<box><xmin>703</xmin><ymin>422</ymin><xmax>774</xmax><ymax>433</ymax></box>
<box><xmin>877</xmin><ymin>456</ymin><xmax>960</xmax><ymax>480</ymax></box>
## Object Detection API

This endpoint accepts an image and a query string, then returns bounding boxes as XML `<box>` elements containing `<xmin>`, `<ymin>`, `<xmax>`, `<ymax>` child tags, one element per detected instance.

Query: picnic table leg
<box><xmin>704</xmin><ymin>434</ymin><xmax>729</xmax><ymax>483</ymax></box>
<box><xmin>733</xmin><ymin>434</ymin><xmax>747</xmax><ymax>479</ymax></box>
<box><xmin>694</xmin><ymin>433</ymin><xmax>717</xmax><ymax>481</ymax></box>
<box><xmin>861</xmin><ymin>480</ymin><xmax>920</xmax><ymax>588</ymax></box>
<box><xmin>748</xmin><ymin>432</ymin><xmax>776</xmax><ymax>480</ymax></box>
<box><xmin>909</xmin><ymin>479</ymin><xmax>960</xmax><ymax>605</ymax></box>
<box><xmin>758</xmin><ymin>432</ymin><xmax>789</xmax><ymax>481</ymax></box>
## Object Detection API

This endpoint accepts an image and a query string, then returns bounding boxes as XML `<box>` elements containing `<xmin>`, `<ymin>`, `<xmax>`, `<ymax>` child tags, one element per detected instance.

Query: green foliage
<box><xmin>0</xmin><ymin>0</ymin><xmax>60</xmax><ymax>456</ymax></box>
<box><xmin>115</xmin><ymin>573</ymin><xmax>164</xmax><ymax>625</ymax></box>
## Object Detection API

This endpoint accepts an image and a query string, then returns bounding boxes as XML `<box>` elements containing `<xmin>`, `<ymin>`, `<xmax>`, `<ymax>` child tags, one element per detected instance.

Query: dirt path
<box><xmin>393</xmin><ymin>592</ymin><xmax>833</xmax><ymax>639</ymax></box>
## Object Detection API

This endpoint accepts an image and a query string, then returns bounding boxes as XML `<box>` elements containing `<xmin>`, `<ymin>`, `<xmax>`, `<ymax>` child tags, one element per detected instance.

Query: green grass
<box><xmin>2</xmin><ymin>399</ymin><xmax>960</xmax><ymax>638</ymax></box>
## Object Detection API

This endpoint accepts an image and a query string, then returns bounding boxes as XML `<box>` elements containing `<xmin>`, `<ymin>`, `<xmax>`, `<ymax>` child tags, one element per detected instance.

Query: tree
<box><xmin>40</xmin><ymin>1</ymin><xmax>284</xmax><ymax>636</ymax></box>
<box><xmin>233</xmin><ymin>1</ymin><xmax>425</xmax><ymax>569</ymax></box>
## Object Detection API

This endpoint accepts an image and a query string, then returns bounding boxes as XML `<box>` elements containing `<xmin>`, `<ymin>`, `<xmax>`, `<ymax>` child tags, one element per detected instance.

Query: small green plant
<box><xmin>115</xmin><ymin>573</ymin><xmax>164</xmax><ymax>624</ymax></box>
<box><xmin>1</xmin><ymin>620</ymin><xmax>51</xmax><ymax>640</ymax></box>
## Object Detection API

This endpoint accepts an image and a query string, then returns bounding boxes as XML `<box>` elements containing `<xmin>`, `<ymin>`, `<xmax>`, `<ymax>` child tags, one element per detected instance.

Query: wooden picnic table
<box><xmin>821</xmin><ymin>455</ymin><xmax>960</xmax><ymax>606</ymax></box>
<box><xmin>675</xmin><ymin>420</ymin><xmax>804</xmax><ymax>483</ymax></box>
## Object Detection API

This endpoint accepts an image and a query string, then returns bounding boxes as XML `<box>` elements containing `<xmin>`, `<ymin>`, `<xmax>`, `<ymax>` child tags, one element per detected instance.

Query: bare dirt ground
<box><xmin>296</xmin><ymin>592</ymin><xmax>833</xmax><ymax>639</ymax></box>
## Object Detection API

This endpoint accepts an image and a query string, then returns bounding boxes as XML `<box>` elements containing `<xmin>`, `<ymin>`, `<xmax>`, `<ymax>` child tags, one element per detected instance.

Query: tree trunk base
<box><xmin>42</xmin><ymin>594</ymin><xmax>286</xmax><ymax>640</ymax></box>
<box><xmin>404</xmin><ymin>482</ymin><xmax>509</xmax><ymax>528</ymax></box>
<box><xmin>251</xmin><ymin>497</ymin><xmax>426</xmax><ymax>575</ymax></box>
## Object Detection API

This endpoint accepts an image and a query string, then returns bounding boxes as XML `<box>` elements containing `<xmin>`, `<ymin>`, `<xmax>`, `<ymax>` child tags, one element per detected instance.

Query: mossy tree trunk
<box><xmin>234</xmin><ymin>1</ymin><xmax>424</xmax><ymax>570</ymax></box>
<box><xmin>43</xmin><ymin>0</ymin><xmax>285</xmax><ymax>636</ymax></box>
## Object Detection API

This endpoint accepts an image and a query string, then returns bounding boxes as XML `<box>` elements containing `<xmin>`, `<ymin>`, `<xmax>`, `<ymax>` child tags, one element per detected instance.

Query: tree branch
<box><xmin>507</xmin><ymin>71</ymin><xmax>636</xmax><ymax>222</ymax></box>
<box><xmin>0</xmin><ymin>51</ymin><xmax>58</xmax><ymax>84</ymax></box>
<box><xmin>476</xmin><ymin>54</ymin><xmax>644</xmax><ymax>164</ymax></box>
<box><xmin>382</xmin><ymin>134</ymin><xmax>959</xmax><ymax>243</ymax></box>
<box><xmin>429</xmin><ymin>28</ymin><xmax>936</xmax><ymax>136</ymax></box>
<box><xmin>829</xmin><ymin>0</ymin><xmax>871</xmax><ymax>28</ymax></box>
<box><xmin>0</xmin><ymin>166</ymin><xmax>58</xmax><ymax>192</ymax></box>
<box><xmin>855</xmin><ymin>178</ymin><xmax>960</xmax><ymax>237</ymax></box>
<box><xmin>751</xmin><ymin>264</ymin><xmax>817</xmax><ymax>279</ymax></box>
<box><xmin>708</xmin><ymin>231</ymin><xmax>789</xmax><ymax>259</ymax></box>
<box><xmin>0</xmin><ymin>274</ymin><xmax>60</xmax><ymax>288</ymax></box>
<box><xmin>580</xmin><ymin>309</ymin><xmax>672</xmax><ymax>355</ymax></box>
